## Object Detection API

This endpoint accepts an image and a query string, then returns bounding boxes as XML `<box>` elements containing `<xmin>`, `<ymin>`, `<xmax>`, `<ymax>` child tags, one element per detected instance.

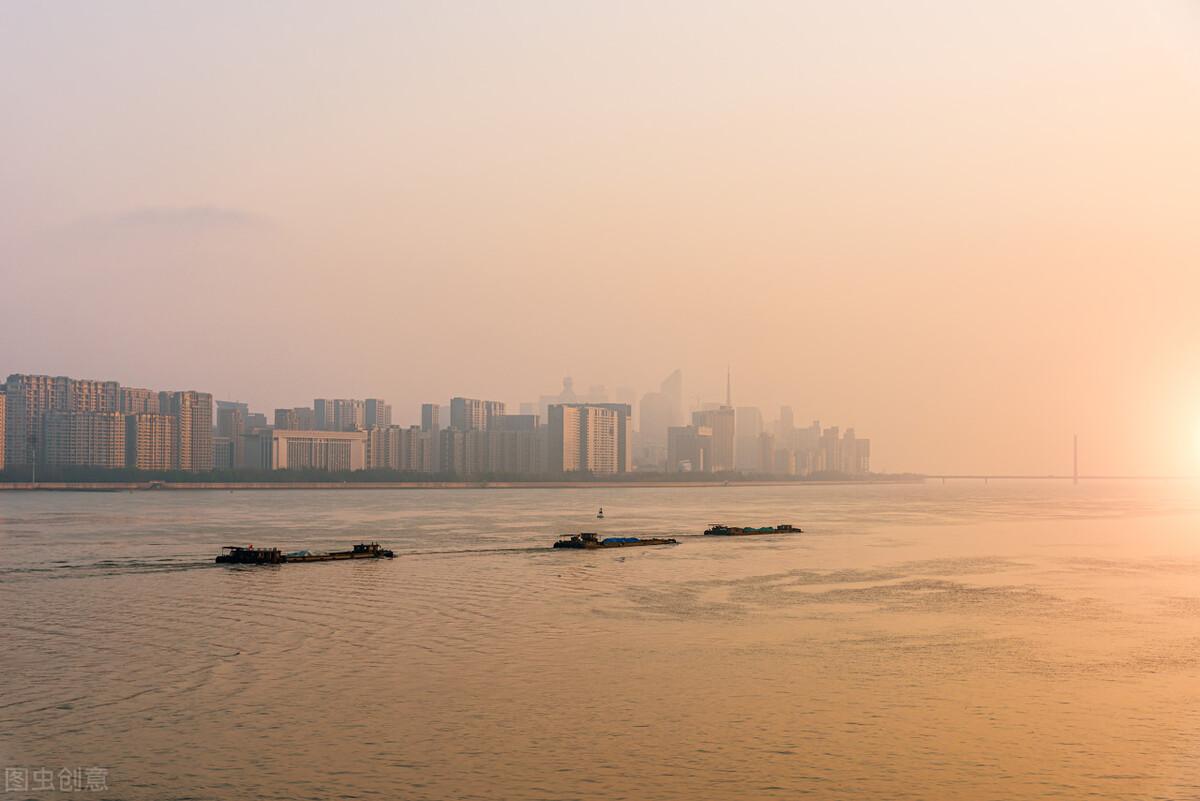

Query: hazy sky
<box><xmin>3</xmin><ymin>1</ymin><xmax>1200</xmax><ymax>474</ymax></box>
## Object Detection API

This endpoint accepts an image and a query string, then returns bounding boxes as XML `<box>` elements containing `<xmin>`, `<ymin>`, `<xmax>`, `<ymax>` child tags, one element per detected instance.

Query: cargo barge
<box><xmin>553</xmin><ymin>532</ymin><xmax>678</xmax><ymax>549</ymax></box>
<box><xmin>703</xmin><ymin>523</ymin><xmax>801</xmax><ymax>536</ymax></box>
<box><xmin>215</xmin><ymin>542</ymin><xmax>395</xmax><ymax>564</ymax></box>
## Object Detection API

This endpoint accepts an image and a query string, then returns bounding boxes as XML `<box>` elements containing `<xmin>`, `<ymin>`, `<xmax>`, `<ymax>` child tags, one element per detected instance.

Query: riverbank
<box><xmin>0</xmin><ymin>478</ymin><xmax>924</xmax><ymax>491</ymax></box>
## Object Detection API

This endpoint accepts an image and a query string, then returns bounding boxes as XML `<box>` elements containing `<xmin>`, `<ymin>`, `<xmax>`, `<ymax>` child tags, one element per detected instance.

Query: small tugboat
<box><xmin>703</xmin><ymin>523</ymin><xmax>802</xmax><ymax>536</ymax></box>
<box><xmin>215</xmin><ymin>542</ymin><xmax>395</xmax><ymax>564</ymax></box>
<box><xmin>553</xmin><ymin>532</ymin><xmax>678</xmax><ymax>549</ymax></box>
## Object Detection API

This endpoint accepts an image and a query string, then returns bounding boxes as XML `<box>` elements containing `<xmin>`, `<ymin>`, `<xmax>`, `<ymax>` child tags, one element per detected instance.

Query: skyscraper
<box><xmin>735</xmin><ymin>407</ymin><xmax>764</xmax><ymax>471</ymax></box>
<box><xmin>125</xmin><ymin>413</ymin><xmax>177</xmax><ymax>471</ymax></box>
<box><xmin>637</xmin><ymin>391</ymin><xmax>673</xmax><ymax>449</ymax></box>
<box><xmin>43</xmin><ymin>411</ymin><xmax>126</xmax><ymax>469</ymax></box>
<box><xmin>4</xmin><ymin>374</ymin><xmax>120</xmax><ymax>467</ymax></box>
<box><xmin>449</xmin><ymin>397</ymin><xmax>505</xmax><ymax>431</ymax></box>
<box><xmin>161</xmin><ymin>390</ymin><xmax>213</xmax><ymax>472</ymax></box>
<box><xmin>364</xmin><ymin>399</ymin><xmax>392</xmax><ymax>428</ymax></box>
<box><xmin>591</xmin><ymin>403</ymin><xmax>633</xmax><ymax>473</ymax></box>
<box><xmin>660</xmin><ymin>369</ymin><xmax>683</xmax><ymax>427</ymax></box>
<box><xmin>692</xmin><ymin>407</ymin><xmax>735</xmax><ymax>472</ymax></box>
<box><xmin>121</xmin><ymin>387</ymin><xmax>161</xmax><ymax>414</ymax></box>
<box><xmin>778</xmin><ymin>406</ymin><xmax>795</xmax><ymax>440</ymax></box>
<box><xmin>547</xmin><ymin>404</ymin><xmax>619</xmax><ymax>474</ymax></box>
<box><xmin>420</xmin><ymin>403</ymin><xmax>440</xmax><ymax>433</ymax></box>
<box><xmin>314</xmin><ymin>399</ymin><xmax>333</xmax><ymax>430</ymax></box>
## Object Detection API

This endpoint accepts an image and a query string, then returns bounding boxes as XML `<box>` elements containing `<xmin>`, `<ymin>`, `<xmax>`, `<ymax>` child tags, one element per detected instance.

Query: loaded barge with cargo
<box><xmin>703</xmin><ymin>523</ymin><xmax>801</xmax><ymax>536</ymax></box>
<box><xmin>553</xmin><ymin>532</ymin><xmax>678</xmax><ymax>550</ymax></box>
<box><xmin>215</xmin><ymin>542</ymin><xmax>395</xmax><ymax>564</ymax></box>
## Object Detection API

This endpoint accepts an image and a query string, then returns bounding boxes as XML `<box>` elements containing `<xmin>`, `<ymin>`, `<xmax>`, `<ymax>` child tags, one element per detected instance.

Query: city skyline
<box><xmin>5</xmin><ymin>3</ymin><xmax>1200</xmax><ymax>477</ymax></box>
<box><xmin>0</xmin><ymin>368</ymin><xmax>871</xmax><ymax>479</ymax></box>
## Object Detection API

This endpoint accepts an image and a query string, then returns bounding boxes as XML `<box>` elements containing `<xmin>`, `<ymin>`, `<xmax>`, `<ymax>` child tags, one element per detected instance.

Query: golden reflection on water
<box><xmin>2</xmin><ymin>482</ymin><xmax>1199</xmax><ymax>800</ymax></box>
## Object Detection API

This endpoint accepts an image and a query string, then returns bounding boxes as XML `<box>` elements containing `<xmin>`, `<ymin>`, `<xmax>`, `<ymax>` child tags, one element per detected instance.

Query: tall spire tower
<box><xmin>725</xmin><ymin>366</ymin><xmax>732</xmax><ymax>408</ymax></box>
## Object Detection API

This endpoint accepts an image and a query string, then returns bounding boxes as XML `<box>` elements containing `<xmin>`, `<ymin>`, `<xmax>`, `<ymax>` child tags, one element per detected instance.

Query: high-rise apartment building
<box><xmin>4</xmin><ymin>374</ymin><xmax>120</xmax><ymax>467</ymax></box>
<box><xmin>314</xmin><ymin>398</ymin><xmax>366</xmax><ymax>431</ymax></box>
<box><xmin>43</xmin><ymin>411</ymin><xmax>126</xmax><ymax>469</ymax></box>
<box><xmin>0</xmin><ymin>390</ymin><xmax>5</xmax><ymax>472</ymax></box>
<box><xmin>692</xmin><ymin>407</ymin><xmax>735</xmax><ymax>472</ymax></box>
<box><xmin>366</xmin><ymin>425</ymin><xmax>442</xmax><ymax>473</ymax></box>
<box><xmin>438</xmin><ymin>428</ymin><xmax>491</xmax><ymax>476</ymax></box>
<box><xmin>589</xmin><ymin>403</ymin><xmax>632</xmax><ymax>472</ymax></box>
<box><xmin>161</xmin><ymin>391</ymin><xmax>213</xmax><ymax>472</ymax></box>
<box><xmin>274</xmin><ymin>407</ymin><xmax>315</xmax><ymax>430</ymax></box>
<box><xmin>547</xmin><ymin>404</ymin><xmax>619</xmax><ymax>474</ymax></box>
<box><xmin>420</xmin><ymin>403</ymin><xmax>440</xmax><ymax>432</ymax></box>
<box><xmin>344</xmin><ymin>399</ymin><xmax>365</xmax><ymax>430</ymax></box>
<box><xmin>314</xmin><ymin>399</ymin><xmax>332</xmax><ymax>430</ymax></box>
<box><xmin>449</xmin><ymin>397</ymin><xmax>505</xmax><ymax>431</ymax></box>
<box><xmin>121</xmin><ymin>387</ymin><xmax>161</xmax><ymax>414</ymax></box>
<box><xmin>364</xmin><ymin>399</ymin><xmax>392</xmax><ymax>429</ymax></box>
<box><xmin>125</xmin><ymin>413</ymin><xmax>177</xmax><ymax>471</ymax></box>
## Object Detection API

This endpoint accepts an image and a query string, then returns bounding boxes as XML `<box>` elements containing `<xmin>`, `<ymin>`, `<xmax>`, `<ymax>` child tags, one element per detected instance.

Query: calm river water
<box><xmin>2</xmin><ymin>481</ymin><xmax>1200</xmax><ymax>800</ymax></box>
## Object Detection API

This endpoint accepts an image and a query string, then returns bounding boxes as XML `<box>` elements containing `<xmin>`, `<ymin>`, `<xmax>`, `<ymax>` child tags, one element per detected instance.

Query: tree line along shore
<box><xmin>0</xmin><ymin>467</ymin><xmax>921</xmax><ymax>490</ymax></box>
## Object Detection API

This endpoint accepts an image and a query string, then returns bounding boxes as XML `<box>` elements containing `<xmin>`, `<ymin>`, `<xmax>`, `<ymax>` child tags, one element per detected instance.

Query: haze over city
<box><xmin>4</xmin><ymin>2</ymin><xmax>1200</xmax><ymax>475</ymax></box>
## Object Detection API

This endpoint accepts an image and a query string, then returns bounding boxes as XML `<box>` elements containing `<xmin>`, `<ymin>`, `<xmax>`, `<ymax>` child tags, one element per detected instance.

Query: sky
<box><xmin>2</xmin><ymin>1</ymin><xmax>1200</xmax><ymax>475</ymax></box>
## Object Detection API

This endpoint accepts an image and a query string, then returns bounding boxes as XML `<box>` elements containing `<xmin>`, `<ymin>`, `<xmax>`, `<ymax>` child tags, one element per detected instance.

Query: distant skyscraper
<box><xmin>161</xmin><ymin>390</ymin><xmax>213</xmax><ymax>472</ymax></box>
<box><xmin>638</xmin><ymin>391</ymin><xmax>673</xmax><ymax>449</ymax></box>
<box><xmin>215</xmin><ymin>400</ymin><xmax>249</xmax><ymax>418</ymax></box>
<box><xmin>4</xmin><ymin>374</ymin><xmax>120</xmax><ymax>467</ymax></box>
<box><xmin>126</xmin><ymin>413</ymin><xmax>177</xmax><ymax>471</ymax></box>
<box><xmin>449</xmin><ymin>397</ymin><xmax>505</xmax><ymax>431</ymax></box>
<box><xmin>314</xmin><ymin>399</ymin><xmax>332</xmax><ymax>430</ymax></box>
<box><xmin>591</xmin><ymin>403</ymin><xmax>633</xmax><ymax>472</ymax></box>
<box><xmin>364</xmin><ymin>399</ymin><xmax>391</xmax><ymax>428</ymax></box>
<box><xmin>121</xmin><ymin>387</ymin><xmax>160</xmax><ymax>414</ymax></box>
<box><xmin>274</xmin><ymin>407</ymin><xmax>315</xmax><ymax>430</ymax></box>
<box><xmin>420</xmin><ymin>403</ymin><xmax>440</xmax><ymax>433</ymax></box>
<box><xmin>779</xmin><ymin>406</ymin><xmax>795</xmax><ymax>437</ymax></box>
<box><xmin>548</xmin><ymin>404</ymin><xmax>619</xmax><ymax>474</ymax></box>
<box><xmin>735</xmin><ymin>407</ymin><xmax>764</xmax><ymax>471</ymax></box>
<box><xmin>43</xmin><ymin>411</ymin><xmax>126</xmax><ymax>469</ymax></box>
<box><xmin>345</xmin><ymin>399</ymin><xmax>366</xmax><ymax>430</ymax></box>
<box><xmin>692</xmin><ymin>407</ymin><xmax>735</xmax><ymax>472</ymax></box>
<box><xmin>0</xmin><ymin>390</ymin><xmax>5</xmax><ymax>472</ymax></box>
<box><xmin>314</xmin><ymin>398</ymin><xmax>365</xmax><ymax>431</ymax></box>
<box><xmin>757</xmin><ymin>432</ymin><xmax>776</xmax><ymax>474</ymax></box>
<box><xmin>660</xmin><ymin>369</ymin><xmax>683</xmax><ymax>427</ymax></box>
